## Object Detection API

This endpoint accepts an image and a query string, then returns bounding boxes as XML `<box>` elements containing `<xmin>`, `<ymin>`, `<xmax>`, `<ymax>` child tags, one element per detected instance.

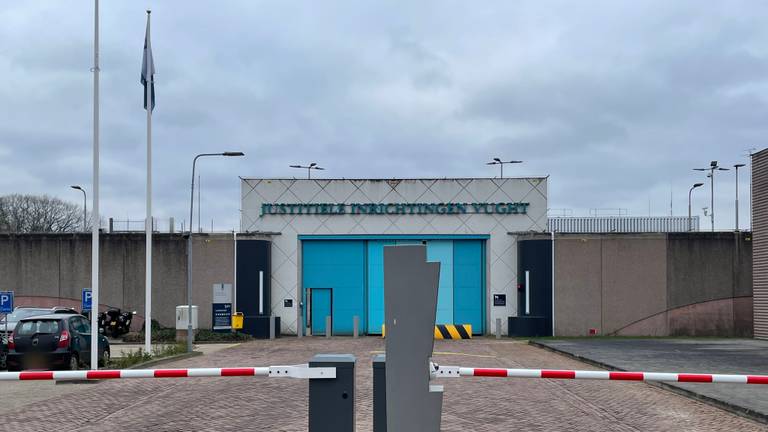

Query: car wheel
<box><xmin>68</xmin><ymin>354</ymin><xmax>79</xmax><ymax>371</ymax></box>
<box><xmin>99</xmin><ymin>349</ymin><xmax>110</xmax><ymax>368</ymax></box>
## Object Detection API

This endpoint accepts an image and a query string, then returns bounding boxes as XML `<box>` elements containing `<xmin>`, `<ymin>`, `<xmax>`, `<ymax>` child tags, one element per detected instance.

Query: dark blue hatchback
<box><xmin>6</xmin><ymin>313</ymin><xmax>110</xmax><ymax>371</ymax></box>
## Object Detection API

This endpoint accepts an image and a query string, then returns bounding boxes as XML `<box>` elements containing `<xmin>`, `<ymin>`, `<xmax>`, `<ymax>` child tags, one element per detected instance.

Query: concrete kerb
<box><xmin>528</xmin><ymin>340</ymin><xmax>768</xmax><ymax>425</ymax></box>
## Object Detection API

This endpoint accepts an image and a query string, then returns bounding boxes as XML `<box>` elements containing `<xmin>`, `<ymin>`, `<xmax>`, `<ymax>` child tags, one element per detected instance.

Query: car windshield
<box><xmin>16</xmin><ymin>319</ymin><xmax>60</xmax><ymax>335</ymax></box>
<box><xmin>6</xmin><ymin>309</ymin><xmax>51</xmax><ymax>322</ymax></box>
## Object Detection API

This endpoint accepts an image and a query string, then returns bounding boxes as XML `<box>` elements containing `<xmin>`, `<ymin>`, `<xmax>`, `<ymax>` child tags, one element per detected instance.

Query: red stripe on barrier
<box><xmin>87</xmin><ymin>370</ymin><xmax>121</xmax><ymax>379</ymax></box>
<box><xmin>678</xmin><ymin>374</ymin><xmax>712</xmax><ymax>383</ymax></box>
<box><xmin>221</xmin><ymin>368</ymin><xmax>255</xmax><ymax>377</ymax></box>
<box><xmin>19</xmin><ymin>372</ymin><xmax>54</xmax><ymax>380</ymax></box>
<box><xmin>541</xmin><ymin>370</ymin><xmax>576</xmax><ymax>379</ymax></box>
<box><xmin>747</xmin><ymin>375</ymin><xmax>768</xmax><ymax>384</ymax></box>
<box><xmin>154</xmin><ymin>369</ymin><xmax>188</xmax><ymax>378</ymax></box>
<box><xmin>609</xmin><ymin>372</ymin><xmax>644</xmax><ymax>381</ymax></box>
<box><xmin>472</xmin><ymin>368</ymin><xmax>508</xmax><ymax>377</ymax></box>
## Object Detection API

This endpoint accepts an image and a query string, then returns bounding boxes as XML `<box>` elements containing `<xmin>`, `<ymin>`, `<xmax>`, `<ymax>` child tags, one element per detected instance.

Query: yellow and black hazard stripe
<box><xmin>381</xmin><ymin>324</ymin><xmax>473</xmax><ymax>339</ymax></box>
<box><xmin>434</xmin><ymin>324</ymin><xmax>472</xmax><ymax>339</ymax></box>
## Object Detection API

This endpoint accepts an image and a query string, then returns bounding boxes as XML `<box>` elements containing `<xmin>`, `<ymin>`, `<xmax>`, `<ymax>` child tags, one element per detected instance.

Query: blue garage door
<box><xmin>367</xmin><ymin>240</ymin><xmax>394</xmax><ymax>334</ymax></box>
<box><xmin>427</xmin><ymin>240</ymin><xmax>454</xmax><ymax>325</ymax></box>
<box><xmin>302</xmin><ymin>236</ymin><xmax>485</xmax><ymax>335</ymax></box>
<box><xmin>302</xmin><ymin>241</ymin><xmax>366</xmax><ymax>335</ymax></box>
<box><xmin>454</xmin><ymin>240</ymin><xmax>485</xmax><ymax>334</ymax></box>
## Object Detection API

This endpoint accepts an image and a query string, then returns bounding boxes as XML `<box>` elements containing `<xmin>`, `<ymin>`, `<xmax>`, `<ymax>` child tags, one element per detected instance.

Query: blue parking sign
<box><xmin>82</xmin><ymin>289</ymin><xmax>92</xmax><ymax>312</ymax></box>
<box><xmin>0</xmin><ymin>291</ymin><xmax>12</xmax><ymax>313</ymax></box>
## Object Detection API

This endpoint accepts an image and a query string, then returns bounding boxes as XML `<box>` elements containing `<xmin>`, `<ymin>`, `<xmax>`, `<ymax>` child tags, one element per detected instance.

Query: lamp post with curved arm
<box><xmin>186</xmin><ymin>152</ymin><xmax>244</xmax><ymax>352</ymax></box>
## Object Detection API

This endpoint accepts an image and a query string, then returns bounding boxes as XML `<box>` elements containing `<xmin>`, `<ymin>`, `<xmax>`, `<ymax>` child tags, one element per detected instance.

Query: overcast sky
<box><xmin>0</xmin><ymin>1</ymin><xmax>762</xmax><ymax>231</ymax></box>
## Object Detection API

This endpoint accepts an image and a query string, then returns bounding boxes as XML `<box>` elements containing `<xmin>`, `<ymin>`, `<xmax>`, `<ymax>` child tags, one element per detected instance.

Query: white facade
<box><xmin>241</xmin><ymin>178</ymin><xmax>548</xmax><ymax>334</ymax></box>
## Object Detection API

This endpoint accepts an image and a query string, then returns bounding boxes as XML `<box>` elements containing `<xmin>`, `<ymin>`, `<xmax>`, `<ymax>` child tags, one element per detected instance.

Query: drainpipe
<box><xmin>551</xmin><ymin>230</ymin><xmax>556</xmax><ymax>337</ymax></box>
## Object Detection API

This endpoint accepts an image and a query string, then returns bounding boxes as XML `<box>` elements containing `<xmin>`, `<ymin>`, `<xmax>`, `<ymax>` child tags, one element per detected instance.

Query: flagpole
<box><xmin>144</xmin><ymin>9</ymin><xmax>153</xmax><ymax>354</ymax></box>
<box><xmin>90</xmin><ymin>0</ymin><xmax>101</xmax><ymax>371</ymax></box>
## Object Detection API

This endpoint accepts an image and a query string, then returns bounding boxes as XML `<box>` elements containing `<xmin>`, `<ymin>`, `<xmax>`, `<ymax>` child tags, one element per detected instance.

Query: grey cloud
<box><xmin>0</xmin><ymin>1</ymin><xmax>763</xmax><ymax>230</ymax></box>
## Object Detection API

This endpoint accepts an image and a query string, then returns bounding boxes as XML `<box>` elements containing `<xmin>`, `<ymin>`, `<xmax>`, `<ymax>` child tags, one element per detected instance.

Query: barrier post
<box><xmin>325</xmin><ymin>316</ymin><xmax>332</xmax><ymax>338</ymax></box>
<box><xmin>353</xmin><ymin>315</ymin><xmax>359</xmax><ymax>339</ymax></box>
<box><xmin>372</xmin><ymin>354</ymin><xmax>387</xmax><ymax>432</ymax></box>
<box><xmin>495</xmin><ymin>318</ymin><xmax>501</xmax><ymax>339</ymax></box>
<box><xmin>309</xmin><ymin>354</ymin><xmax>356</xmax><ymax>432</ymax></box>
<box><xmin>269</xmin><ymin>315</ymin><xmax>275</xmax><ymax>340</ymax></box>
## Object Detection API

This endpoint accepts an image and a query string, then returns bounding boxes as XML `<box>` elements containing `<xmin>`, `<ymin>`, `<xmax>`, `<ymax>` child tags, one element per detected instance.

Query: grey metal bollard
<box><xmin>353</xmin><ymin>315</ymin><xmax>359</xmax><ymax>338</ymax></box>
<box><xmin>297</xmin><ymin>313</ymin><xmax>304</xmax><ymax>338</ymax></box>
<box><xmin>309</xmin><ymin>354</ymin><xmax>356</xmax><ymax>432</ymax></box>
<box><xmin>269</xmin><ymin>315</ymin><xmax>276</xmax><ymax>340</ymax></box>
<box><xmin>326</xmin><ymin>316</ymin><xmax>332</xmax><ymax>338</ymax></box>
<box><xmin>496</xmin><ymin>318</ymin><xmax>502</xmax><ymax>339</ymax></box>
<box><xmin>372</xmin><ymin>354</ymin><xmax>387</xmax><ymax>432</ymax></box>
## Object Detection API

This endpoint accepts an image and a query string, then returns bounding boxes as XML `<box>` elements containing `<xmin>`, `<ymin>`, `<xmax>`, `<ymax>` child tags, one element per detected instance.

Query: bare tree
<box><xmin>0</xmin><ymin>194</ymin><xmax>86</xmax><ymax>233</ymax></box>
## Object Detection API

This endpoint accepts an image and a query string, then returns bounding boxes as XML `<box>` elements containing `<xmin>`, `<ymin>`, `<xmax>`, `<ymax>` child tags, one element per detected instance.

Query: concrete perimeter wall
<box><xmin>0</xmin><ymin>233</ymin><xmax>234</xmax><ymax>330</ymax></box>
<box><xmin>555</xmin><ymin>232</ymin><xmax>752</xmax><ymax>337</ymax></box>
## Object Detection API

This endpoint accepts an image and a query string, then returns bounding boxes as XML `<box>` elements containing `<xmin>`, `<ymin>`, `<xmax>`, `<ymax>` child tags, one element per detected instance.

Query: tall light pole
<box><xmin>289</xmin><ymin>162</ymin><xmax>325</xmax><ymax>179</ymax></box>
<box><xmin>688</xmin><ymin>183</ymin><xmax>703</xmax><ymax>231</ymax></box>
<box><xmin>187</xmin><ymin>152</ymin><xmax>244</xmax><ymax>352</ymax></box>
<box><xmin>486</xmin><ymin>158</ymin><xmax>523</xmax><ymax>178</ymax></box>
<box><xmin>734</xmin><ymin>163</ymin><xmax>746</xmax><ymax>231</ymax></box>
<box><xmin>70</xmin><ymin>186</ymin><xmax>87</xmax><ymax>231</ymax></box>
<box><xmin>694</xmin><ymin>161</ymin><xmax>729</xmax><ymax>232</ymax></box>
<box><xmin>90</xmin><ymin>0</ymin><xmax>101</xmax><ymax>371</ymax></box>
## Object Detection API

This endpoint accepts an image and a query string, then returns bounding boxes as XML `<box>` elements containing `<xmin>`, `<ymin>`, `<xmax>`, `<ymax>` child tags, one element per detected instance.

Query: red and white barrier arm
<box><xmin>432</xmin><ymin>366</ymin><xmax>768</xmax><ymax>385</ymax></box>
<box><xmin>0</xmin><ymin>365</ymin><xmax>335</xmax><ymax>382</ymax></box>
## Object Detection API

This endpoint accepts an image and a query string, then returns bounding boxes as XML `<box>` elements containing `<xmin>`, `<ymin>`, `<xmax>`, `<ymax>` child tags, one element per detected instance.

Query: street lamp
<box><xmin>187</xmin><ymin>151</ymin><xmax>244</xmax><ymax>352</ymax></box>
<box><xmin>734</xmin><ymin>163</ymin><xmax>746</xmax><ymax>231</ymax></box>
<box><xmin>688</xmin><ymin>183</ymin><xmax>703</xmax><ymax>231</ymax></box>
<box><xmin>486</xmin><ymin>158</ymin><xmax>523</xmax><ymax>178</ymax></box>
<box><xmin>693</xmin><ymin>161</ymin><xmax>730</xmax><ymax>231</ymax></box>
<box><xmin>289</xmin><ymin>162</ymin><xmax>325</xmax><ymax>179</ymax></box>
<box><xmin>70</xmin><ymin>185</ymin><xmax>87</xmax><ymax>231</ymax></box>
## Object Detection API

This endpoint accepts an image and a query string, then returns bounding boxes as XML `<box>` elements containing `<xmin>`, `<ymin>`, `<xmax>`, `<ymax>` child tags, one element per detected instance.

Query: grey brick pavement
<box><xmin>1</xmin><ymin>338</ymin><xmax>765</xmax><ymax>431</ymax></box>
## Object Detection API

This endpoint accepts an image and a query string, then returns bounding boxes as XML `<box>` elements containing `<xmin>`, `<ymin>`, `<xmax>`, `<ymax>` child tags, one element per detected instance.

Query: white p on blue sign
<box><xmin>0</xmin><ymin>291</ymin><xmax>13</xmax><ymax>313</ymax></box>
<box><xmin>82</xmin><ymin>289</ymin><xmax>92</xmax><ymax>312</ymax></box>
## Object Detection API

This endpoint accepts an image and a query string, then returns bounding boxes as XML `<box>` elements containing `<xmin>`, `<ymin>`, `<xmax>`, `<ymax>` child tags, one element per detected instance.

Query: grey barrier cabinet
<box><xmin>383</xmin><ymin>245</ymin><xmax>443</xmax><ymax>432</ymax></box>
<box><xmin>372</xmin><ymin>354</ymin><xmax>387</xmax><ymax>432</ymax></box>
<box><xmin>309</xmin><ymin>354</ymin><xmax>356</xmax><ymax>432</ymax></box>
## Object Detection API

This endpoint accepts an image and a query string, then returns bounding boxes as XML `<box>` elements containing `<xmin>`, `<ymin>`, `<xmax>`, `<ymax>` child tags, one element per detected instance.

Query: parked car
<box><xmin>6</xmin><ymin>313</ymin><xmax>110</xmax><ymax>371</ymax></box>
<box><xmin>0</xmin><ymin>307</ymin><xmax>55</xmax><ymax>336</ymax></box>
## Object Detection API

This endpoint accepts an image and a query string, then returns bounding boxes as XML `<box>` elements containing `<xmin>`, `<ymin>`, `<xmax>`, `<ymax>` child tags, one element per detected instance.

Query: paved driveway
<box><xmin>1</xmin><ymin>338</ymin><xmax>764</xmax><ymax>431</ymax></box>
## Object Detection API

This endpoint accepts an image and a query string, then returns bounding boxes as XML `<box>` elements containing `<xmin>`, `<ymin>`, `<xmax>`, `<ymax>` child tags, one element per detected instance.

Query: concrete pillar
<box><xmin>326</xmin><ymin>316</ymin><xmax>332</xmax><ymax>338</ymax></box>
<box><xmin>353</xmin><ymin>315</ymin><xmax>359</xmax><ymax>338</ymax></box>
<box><xmin>169</xmin><ymin>217</ymin><xmax>175</xmax><ymax>233</ymax></box>
<box><xmin>309</xmin><ymin>354</ymin><xmax>356</xmax><ymax>432</ymax></box>
<box><xmin>269</xmin><ymin>314</ymin><xmax>275</xmax><ymax>340</ymax></box>
<box><xmin>495</xmin><ymin>318</ymin><xmax>502</xmax><ymax>339</ymax></box>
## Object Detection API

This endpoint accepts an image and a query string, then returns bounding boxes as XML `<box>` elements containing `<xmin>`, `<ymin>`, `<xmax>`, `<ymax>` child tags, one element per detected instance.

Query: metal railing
<box><xmin>548</xmin><ymin>216</ymin><xmax>700</xmax><ymax>233</ymax></box>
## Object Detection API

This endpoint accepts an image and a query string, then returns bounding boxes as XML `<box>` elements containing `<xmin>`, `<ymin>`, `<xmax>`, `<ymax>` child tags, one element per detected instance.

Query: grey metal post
<box><xmin>325</xmin><ymin>316</ymin><xmax>332</xmax><ymax>338</ymax></box>
<box><xmin>309</xmin><ymin>354</ymin><xmax>356</xmax><ymax>432</ymax></box>
<box><xmin>169</xmin><ymin>217</ymin><xmax>175</xmax><ymax>233</ymax></box>
<box><xmin>353</xmin><ymin>315</ymin><xmax>359</xmax><ymax>338</ymax></box>
<box><xmin>108</xmin><ymin>217</ymin><xmax>113</xmax><ymax>233</ymax></box>
<box><xmin>495</xmin><ymin>318</ymin><xmax>501</xmax><ymax>339</ymax></box>
<box><xmin>372</xmin><ymin>354</ymin><xmax>387</xmax><ymax>432</ymax></box>
<box><xmin>297</xmin><ymin>313</ymin><xmax>303</xmax><ymax>338</ymax></box>
<box><xmin>269</xmin><ymin>314</ymin><xmax>275</xmax><ymax>340</ymax></box>
<box><xmin>384</xmin><ymin>245</ymin><xmax>443</xmax><ymax>431</ymax></box>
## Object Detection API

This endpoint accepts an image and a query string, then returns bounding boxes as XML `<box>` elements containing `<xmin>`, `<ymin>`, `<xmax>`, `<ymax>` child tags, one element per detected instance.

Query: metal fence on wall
<box><xmin>547</xmin><ymin>216</ymin><xmax>700</xmax><ymax>233</ymax></box>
